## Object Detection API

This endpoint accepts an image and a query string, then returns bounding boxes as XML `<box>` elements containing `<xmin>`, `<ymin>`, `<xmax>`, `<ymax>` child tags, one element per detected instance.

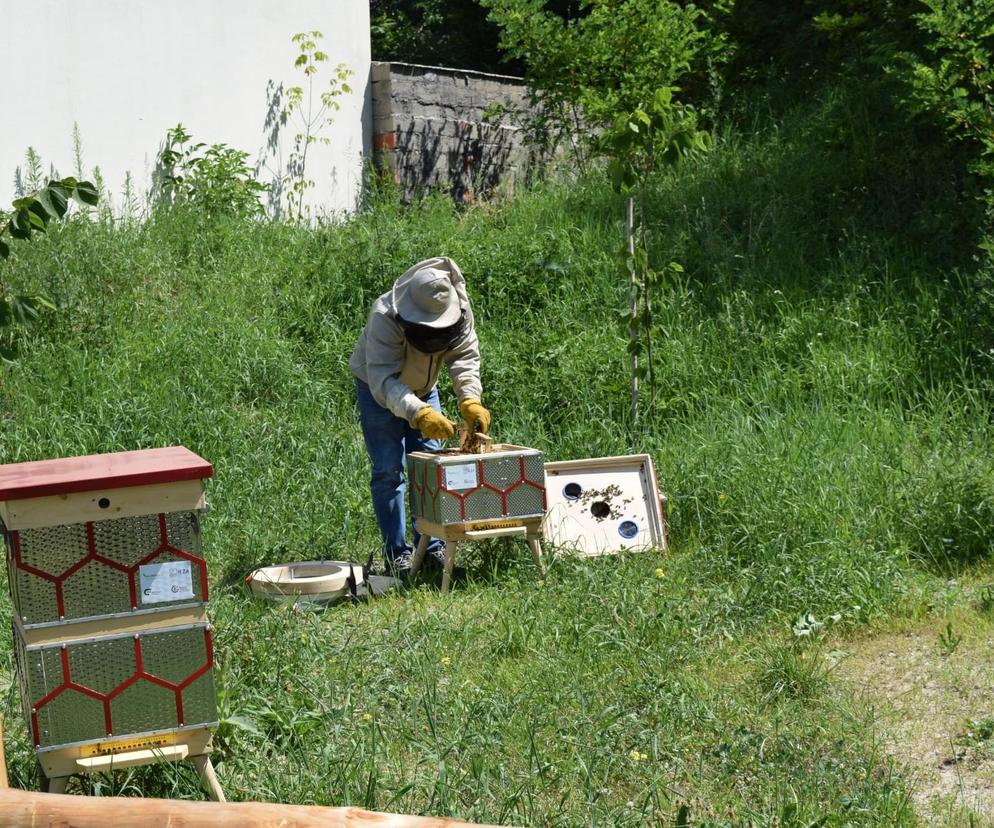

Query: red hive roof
<box><xmin>0</xmin><ymin>446</ymin><xmax>213</xmax><ymax>501</ymax></box>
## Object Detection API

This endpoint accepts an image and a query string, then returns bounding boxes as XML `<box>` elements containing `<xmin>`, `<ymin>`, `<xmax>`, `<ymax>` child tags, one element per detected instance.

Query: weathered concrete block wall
<box><xmin>371</xmin><ymin>62</ymin><xmax>542</xmax><ymax>202</ymax></box>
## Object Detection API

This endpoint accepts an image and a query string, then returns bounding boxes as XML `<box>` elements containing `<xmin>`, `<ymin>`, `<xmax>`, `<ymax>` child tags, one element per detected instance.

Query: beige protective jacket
<box><xmin>349</xmin><ymin>257</ymin><xmax>483</xmax><ymax>424</ymax></box>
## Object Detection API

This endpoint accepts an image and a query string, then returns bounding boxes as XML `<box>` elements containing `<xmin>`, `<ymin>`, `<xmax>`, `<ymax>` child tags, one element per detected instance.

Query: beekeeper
<box><xmin>350</xmin><ymin>256</ymin><xmax>491</xmax><ymax>574</ymax></box>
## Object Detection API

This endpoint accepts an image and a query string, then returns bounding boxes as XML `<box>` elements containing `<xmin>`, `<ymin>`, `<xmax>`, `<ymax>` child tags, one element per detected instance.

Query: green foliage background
<box><xmin>374</xmin><ymin>0</ymin><xmax>994</xmax><ymax>225</ymax></box>
<box><xmin>2</xmin><ymin>72</ymin><xmax>994</xmax><ymax>822</ymax></box>
<box><xmin>3</xmin><ymin>1</ymin><xmax>994</xmax><ymax>824</ymax></box>
<box><xmin>370</xmin><ymin>0</ymin><xmax>520</xmax><ymax>72</ymax></box>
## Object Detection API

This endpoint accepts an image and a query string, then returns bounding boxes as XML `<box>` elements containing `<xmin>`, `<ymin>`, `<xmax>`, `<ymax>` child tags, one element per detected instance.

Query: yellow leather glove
<box><xmin>413</xmin><ymin>406</ymin><xmax>456</xmax><ymax>440</ymax></box>
<box><xmin>459</xmin><ymin>398</ymin><xmax>491</xmax><ymax>434</ymax></box>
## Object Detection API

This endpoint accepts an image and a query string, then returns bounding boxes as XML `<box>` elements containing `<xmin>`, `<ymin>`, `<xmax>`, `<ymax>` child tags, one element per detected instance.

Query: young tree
<box><xmin>482</xmin><ymin>0</ymin><xmax>719</xmax><ymax>166</ymax></box>
<box><xmin>282</xmin><ymin>32</ymin><xmax>353</xmax><ymax>222</ymax></box>
<box><xmin>605</xmin><ymin>89</ymin><xmax>709</xmax><ymax>422</ymax></box>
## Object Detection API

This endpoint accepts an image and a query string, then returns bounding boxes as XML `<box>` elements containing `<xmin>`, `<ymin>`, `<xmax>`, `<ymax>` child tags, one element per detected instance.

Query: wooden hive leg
<box><xmin>47</xmin><ymin>776</ymin><xmax>69</xmax><ymax>795</ymax></box>
<box><xmin>36</xmin><ymin>758</ymin><xmax>69</xmax><ymax>795</ymax></box>
<box><xmin>440</xmin><ymin>541</ymin><xmax>458</xmax><ymax>594</ymax></box>
<box><xmin>410</xmin><ymin>532</ymin><xmax>430</xmax><ymax>578</ymax></box>
<box><xmin>526</xmin><ymin>529</ymin><xmax>545</xmax><ymax>578</ymax></box>
<box><xmin>41</xmin><ymin>771</ymin><xmax>69</xmax><ymax>795</ymax></box>
<box><xmin>192</xmin><ymin>754</ymin><xmax>226</xmax><ymax>802</ymax></box>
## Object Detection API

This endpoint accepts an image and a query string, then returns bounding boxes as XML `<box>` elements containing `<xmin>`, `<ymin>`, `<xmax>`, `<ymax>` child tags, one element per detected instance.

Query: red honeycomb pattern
<box><xmin>11</xmin><ymin>513</ymin><xmax>208</xmax><ymax>619</ymax></box>
<box><xmin>30</xmin><ymin>627</ymin><xmax>214</xmax><ymax>747</ymax></box>
<box><xmin>412</xmin><ymin>456</ymin><xmax>546</xmax><ymax>522</ymax></box>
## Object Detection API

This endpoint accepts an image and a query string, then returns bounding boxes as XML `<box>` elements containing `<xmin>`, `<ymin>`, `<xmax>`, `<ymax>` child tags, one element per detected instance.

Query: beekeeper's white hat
<box><xmin>392</xmin><ymin>257</ymin><xmax>463</xmax><ymax>328</ymax></box>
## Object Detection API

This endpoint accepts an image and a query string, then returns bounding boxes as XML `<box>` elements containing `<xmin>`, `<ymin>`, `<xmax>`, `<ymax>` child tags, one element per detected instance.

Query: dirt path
<box><xmin>837</xmin><ymin>615</ymin><xmax>994</xmax><ymax>825</ymax></box>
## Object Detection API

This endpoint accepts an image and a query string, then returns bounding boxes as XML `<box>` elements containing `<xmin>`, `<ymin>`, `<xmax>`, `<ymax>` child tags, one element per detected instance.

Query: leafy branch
<box><xmin>0</xmin><ymin>178</ymin><xmax>98</xmax><ymax>359</ymax></box>
<box><xmin>896</xmin><ymin>1</ymin><xmax>994</xmax><ymax>212</ymax></box>
<box><xmin>0</xmin><ymin>177</ymin><xmax>98</xmax><ymax>259</ymax></box>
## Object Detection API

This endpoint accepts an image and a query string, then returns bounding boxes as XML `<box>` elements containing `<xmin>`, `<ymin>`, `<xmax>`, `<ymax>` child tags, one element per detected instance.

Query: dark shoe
<box><xmin>425</xmin><ymin>545</ymin><xmax>448</xmax><ymax>570</ymax></box>
<box><xmin>385</xmin><ymin>550</ymin><xmax>414</xmax><ymax>577</ymax></box>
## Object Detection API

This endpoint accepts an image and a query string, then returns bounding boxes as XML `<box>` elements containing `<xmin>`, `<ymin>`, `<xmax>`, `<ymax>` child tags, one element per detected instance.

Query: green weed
<box><xmin>754</xmin><ymin>638</ymin><xmax>831</xmax><ymax>704</ymax></box>
<box><xmin>938</xmin><ymin>622</ymin><xmax>963</xmax><ymax>656</ymax></box>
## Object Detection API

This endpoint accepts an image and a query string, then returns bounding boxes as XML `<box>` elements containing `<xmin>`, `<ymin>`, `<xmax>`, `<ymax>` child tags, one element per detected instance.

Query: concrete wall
<box><xmin>0</xmin><ymin>0</ymin><xmax>371</xmax><ymax>216</ymax></box>
<box><xmin>371</xmin><ymin>62</ymin><xmax>545</xmax><ymax>202</ymax></box>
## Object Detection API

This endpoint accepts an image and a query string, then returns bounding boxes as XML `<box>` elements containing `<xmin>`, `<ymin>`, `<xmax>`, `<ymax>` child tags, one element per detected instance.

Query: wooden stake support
<box><xmin>410</xmin><ymin>517</ymin><xmax>545</xmax><ymax>593</ymax></box>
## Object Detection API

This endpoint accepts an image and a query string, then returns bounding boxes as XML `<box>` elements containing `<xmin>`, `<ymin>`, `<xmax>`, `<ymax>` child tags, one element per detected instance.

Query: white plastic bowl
<box><xmin>245</xmin><ymin>560</ymin><xmax>364</xmax><ymax>603</ymax></box>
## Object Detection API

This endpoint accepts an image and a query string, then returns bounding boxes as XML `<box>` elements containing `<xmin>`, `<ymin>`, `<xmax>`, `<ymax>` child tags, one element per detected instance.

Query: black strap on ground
<box><xmin>346</xmin><ymin>561</ymin><xmax>360</xmax><ymax>600</ymax></box>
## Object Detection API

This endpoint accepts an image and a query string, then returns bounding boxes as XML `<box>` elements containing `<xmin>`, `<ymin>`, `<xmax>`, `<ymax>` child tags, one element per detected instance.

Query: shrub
<box><xmin>154</xmin><ymin>123</ymin><xmax>266</xmax><ymax>220</ymax></box>
<box><xmin>897</xmin><ymin>0</ymin><xmax>994</xmax><ymax>216</ymax></box>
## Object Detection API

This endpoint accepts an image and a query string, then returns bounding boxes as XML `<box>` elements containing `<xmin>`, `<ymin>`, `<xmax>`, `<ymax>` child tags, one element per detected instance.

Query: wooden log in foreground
<box><xmin>0</xmin><ymin>788</ymin><xmax>506</xmax><ymax>828</ymax></box>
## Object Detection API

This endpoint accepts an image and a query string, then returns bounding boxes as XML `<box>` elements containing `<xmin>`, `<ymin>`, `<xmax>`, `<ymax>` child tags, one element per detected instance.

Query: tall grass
<box><xmin>0</xmin><ymin>80</ymin><xmax>989</xmax><ymax>823</ymax></box>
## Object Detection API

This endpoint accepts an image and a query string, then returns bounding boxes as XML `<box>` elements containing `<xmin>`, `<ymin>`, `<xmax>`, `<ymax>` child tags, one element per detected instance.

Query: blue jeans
<box><xmin>355</xmin><ymin>378</ymin><xmax>443</xmax><ymax>564</ymax></box>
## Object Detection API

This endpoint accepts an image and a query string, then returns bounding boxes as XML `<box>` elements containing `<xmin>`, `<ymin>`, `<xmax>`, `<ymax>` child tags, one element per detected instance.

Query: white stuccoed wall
<box><xmin>0</xmin><ymin>0</ymin><xmax>371</xmax><ymax>216</ymax></box>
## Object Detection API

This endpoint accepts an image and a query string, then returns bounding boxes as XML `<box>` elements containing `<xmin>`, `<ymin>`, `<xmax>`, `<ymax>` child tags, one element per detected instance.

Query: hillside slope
<box><xmin>1</xmin><ymin>81</ymin><xmax>991</xmax><ymax>824</ymax></box>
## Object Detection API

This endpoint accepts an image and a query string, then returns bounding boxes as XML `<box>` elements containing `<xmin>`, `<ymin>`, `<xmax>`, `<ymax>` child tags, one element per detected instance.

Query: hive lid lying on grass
<box><xmin>245</xmin><ymin>561</ymin><xmax>399</xmax><ymax>605</ymax></box>
<box><xmin>543</xmin><ymin>454</ymin><xmax>667</xmax><ymax>556</ymax></box>
<box><xmin>246</xmin><ymin>561</ymin><xmax>362</xmax><ymax>603</ymax></box>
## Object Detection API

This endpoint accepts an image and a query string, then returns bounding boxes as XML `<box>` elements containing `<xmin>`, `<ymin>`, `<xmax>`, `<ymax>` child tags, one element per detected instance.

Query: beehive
<box><xmin>0</xmin><ymin>447</ymin><xmax>218</xmax><ymax>777</ymax></box>
<box><xmin>407</xmin><ymin>445</ymin><xmax>546</xmax><ymax>526</ymax></box>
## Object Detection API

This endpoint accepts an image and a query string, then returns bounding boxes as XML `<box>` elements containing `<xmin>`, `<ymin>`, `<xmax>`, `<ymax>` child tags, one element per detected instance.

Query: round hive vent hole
<box><xmin>590</xmin><ymin>501</ymin><xmax>611</xmax><ymax>519</ymax></box>
<box><xmin>563</xmin><ymin>482</ymin><xmax>582</xmax><ymax>500</ymax></box>
<box><xmin>98</xmin><ymin>497</ymin><xmax>111</xmax><ymax>509</ymax></box>
<box><xmin>618</xmin><ymin>520</ymin><xmax>639</xmax><ymax>539</ymax></box>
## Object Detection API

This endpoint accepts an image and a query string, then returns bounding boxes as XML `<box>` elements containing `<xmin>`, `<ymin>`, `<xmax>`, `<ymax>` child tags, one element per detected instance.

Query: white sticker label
<box><xmin>444</xmin><ymin>462</ymin><xmax>479</xmax><ymax>490</ymax></box>
<box><xmin>139</xmin><ymin>561</ymin><xmax>195</xmax><ymax>604</ymax></box>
